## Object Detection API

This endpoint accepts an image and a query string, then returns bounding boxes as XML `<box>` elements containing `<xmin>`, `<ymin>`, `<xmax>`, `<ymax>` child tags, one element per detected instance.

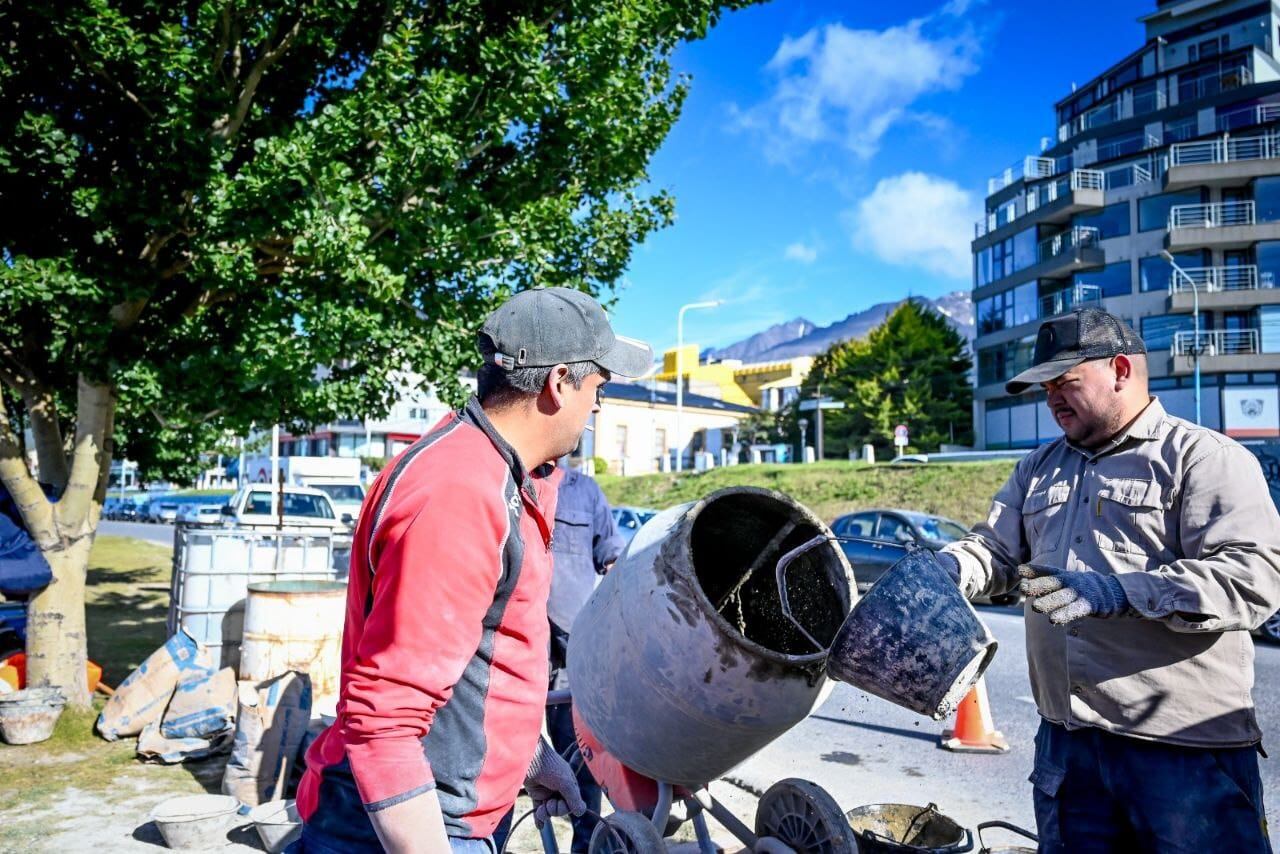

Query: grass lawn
<box><xmin>598</xmin><ymin>459</ymin><xmax>1017</xmax><ymax>526</ymax></box>
<box><xmin>0</xmin><ymin>536</ymin><xmax>215</xmax><ymax>850</ymax></box>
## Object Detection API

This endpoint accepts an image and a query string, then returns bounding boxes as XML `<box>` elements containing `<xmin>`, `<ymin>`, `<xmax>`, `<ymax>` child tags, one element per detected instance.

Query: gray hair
<box><xmin>476</xmin><ymin>335</ymin><xmax>598</xmax><ymax>408</ymax></box>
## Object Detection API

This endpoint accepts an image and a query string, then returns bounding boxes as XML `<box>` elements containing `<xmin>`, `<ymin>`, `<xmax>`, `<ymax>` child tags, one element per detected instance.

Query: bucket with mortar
<box><xmin>844</xmin><ymin>802</ymin><xmax>973</xmax><ymax>853</ymax></box>
<box><xmin>568</xmin><ymin>487</ymin><xmax>855</xmax><ymax>788</ymax></box>
<box><xmin>774</xmin><ymin>540</ymin><xmax>997</xmax><ymax>720</ymax></box>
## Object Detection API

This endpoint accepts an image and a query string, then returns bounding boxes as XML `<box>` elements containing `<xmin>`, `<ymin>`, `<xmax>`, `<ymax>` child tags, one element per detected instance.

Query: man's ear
<box><xmin>1113</xmin><ymin>354</ymin><xmax>1133</xmax><ymax>388</ymax></box>
<box><xmin>545</xmin><ymin>364</ymin><xmax>571</xmax><ymax>410</ymax></box>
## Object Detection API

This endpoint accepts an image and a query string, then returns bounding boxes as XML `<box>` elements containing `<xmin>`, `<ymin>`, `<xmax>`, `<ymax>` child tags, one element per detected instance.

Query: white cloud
<box><xmin>784</xmin><ymin>242</ymin><xmax>818</xmax><ymax>264</ymax></box>
<box><xmin>736</xmin><ymin>4</ymin><xmax>982</xmax><ymax>161</ymax></box>
<box><xmin>847</xmin><ymin>172</ymin><xmax>975</xmax><ymax>278</ymax></box>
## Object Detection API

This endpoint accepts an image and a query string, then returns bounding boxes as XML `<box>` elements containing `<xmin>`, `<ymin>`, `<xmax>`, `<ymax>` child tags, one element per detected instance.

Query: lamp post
<box><xmin>798</xmin><ymin>417</ymin><xmax>809</xmax><ymax>464</ymax></box>
<box><xmin>675</xmin><ymin>300</ymin><xmax>721</xmax><ymax>472</ymax></box>
<box><xmin>1161</xmin><ymin>250</ymin><xmax>1201</xmax><ymax>425</ymax></box>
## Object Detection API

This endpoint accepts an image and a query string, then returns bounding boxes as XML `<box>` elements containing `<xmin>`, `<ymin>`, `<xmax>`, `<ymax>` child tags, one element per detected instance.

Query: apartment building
<box><xmin>973</xmin><ymin>0</ymin><xmax>1280</xmax><ymax>448</ymax></box>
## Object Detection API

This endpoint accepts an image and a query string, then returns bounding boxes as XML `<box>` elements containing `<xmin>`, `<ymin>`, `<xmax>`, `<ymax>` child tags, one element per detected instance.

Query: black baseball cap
<box><xmin>480</xmin><ymin>287</ymin><xmax>653</xmax><ymax>377</ymax></box>
<box><xmin>1005</xmin><ymin>308</ymin><xmax>1146</xmax><ymax>394</ymax></box>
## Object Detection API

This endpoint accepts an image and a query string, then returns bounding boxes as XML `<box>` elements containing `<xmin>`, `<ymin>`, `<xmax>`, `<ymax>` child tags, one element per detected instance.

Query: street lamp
<box><xmin>675</xmin><ymin>300</ymin><xmax>722</xmax><ymax>472</ymax></box>
<box><xmin>798</xmin><ymin>417</ymin><xmax>809</xmax><ymax>464</ymax></box>
<box><xmin>1161</xmin><ymin>250</ymin><xmax>1201</xmax><ymax>425</ymax></box>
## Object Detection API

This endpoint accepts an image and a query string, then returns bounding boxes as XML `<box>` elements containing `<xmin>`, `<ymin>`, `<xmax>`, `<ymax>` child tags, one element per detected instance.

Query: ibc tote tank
<box><xmin>567</xmin><ymin>487</ymin><xmax>854</xmax><ymax>788</ymax></box>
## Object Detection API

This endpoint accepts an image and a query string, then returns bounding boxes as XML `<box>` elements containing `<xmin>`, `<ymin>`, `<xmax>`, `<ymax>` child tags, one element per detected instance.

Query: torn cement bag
<box><xmin>137</xmin><ymin>720</ymin><xmax>233</xmax><ymax>764</ymax></box>
<box><xmin>222</xmin><ymin>671</ymin><xmax>312</xmax><ymax>806</ymax></box>
<box><xmin>97</xmin><ymin>628</ymin><xmax>213</xmax><ymax>741</ymax></box>
<box><xmin>161</xmin><ymin>666</ymin><xmax>237</xmax><ymax>740</ymax></box>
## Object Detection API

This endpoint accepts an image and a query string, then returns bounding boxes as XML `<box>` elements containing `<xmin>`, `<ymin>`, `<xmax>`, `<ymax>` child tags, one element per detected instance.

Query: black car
<box><xmin>830</xmin><ymin>508</ymin><xmax>1020</xmax><ymax>606</ymax></box>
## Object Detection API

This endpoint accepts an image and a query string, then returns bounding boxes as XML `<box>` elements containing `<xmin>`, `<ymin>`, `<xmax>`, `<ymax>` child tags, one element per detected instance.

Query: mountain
<box><xmin>705</xmin><ymin>292</ymin><xmax>974</xmax><ymax>363</ymax></box>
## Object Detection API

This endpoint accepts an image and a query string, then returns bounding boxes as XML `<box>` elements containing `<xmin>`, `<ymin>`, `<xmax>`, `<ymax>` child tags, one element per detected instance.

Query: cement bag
<box><xmin>161</xmin><ymin>666</ymin><xmax>237</xmax><ymax>739</ymax></box>
<box><xmin>137</xmin><ymin>720</ymin><xmax>233</xmax><ymax>764</ymax></box>
<box><xmin>222</xmin><ymin>671</ymin><xmax>312</xmax><ymax>805</ymax></box>
<box><xmin>97</xmin><ymin>629</ymin><xmax>212</xmax><ymax>741</ymax></box>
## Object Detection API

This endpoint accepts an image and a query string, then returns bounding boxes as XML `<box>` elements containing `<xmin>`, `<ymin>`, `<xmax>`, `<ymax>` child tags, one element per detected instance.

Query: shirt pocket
<box><xmin>1022</xmin><ymin>481</ymin><xmax>1071</xmax><ymax>551</ymax></box>
<box><xmin>553</xmin><ymin>508</ymin><xmax>594</xmax><ymax>559</ymax></box>
<box><xmin>1095</xmin><ymin>476</ymin><xmax>1166</xmax><ymax>555</ymax></box>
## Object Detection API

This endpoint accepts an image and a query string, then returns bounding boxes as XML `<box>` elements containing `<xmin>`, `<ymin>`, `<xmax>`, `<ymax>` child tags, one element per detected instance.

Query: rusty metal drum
<box><xmin>567</xmin><ymin>487</ymin><xmax>854</xmax><ymax>788</ymax></box>
<box><xmin>239</xmin><ymin>581</ymin><xmax>346</xmax><ymax>705</ymax></box>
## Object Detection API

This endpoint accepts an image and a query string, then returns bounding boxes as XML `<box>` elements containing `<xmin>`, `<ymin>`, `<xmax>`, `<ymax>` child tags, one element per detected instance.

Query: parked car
<box><xmin>117</xmin><ymin>502</ymin><xmax>140</xmax><ymax>521</ymax></box>
<box><xmin>223</xmin><ymin>485</ymin><xmax>353</xmax><ymax>547</ymax></box>
<box><xmin>830</xmin><ymin>508</ymin><xmax>1020</xmax><ymax>606</ymax></box>
<box><xmin>611</xmin><ymin>506</ymin><xmax>658</xmax><ymax>545</ymax></box>
<box><xmin>152</xmin><ymin>502</ymin><xmax>180</xmax><ymax>524</ymax></box>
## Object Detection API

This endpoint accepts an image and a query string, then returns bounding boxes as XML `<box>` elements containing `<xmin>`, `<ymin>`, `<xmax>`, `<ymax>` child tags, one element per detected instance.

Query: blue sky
<box><xmin>611</xmin><ymin>0</ymin><xmax>1153</xmax><ymax>354</ymax></box>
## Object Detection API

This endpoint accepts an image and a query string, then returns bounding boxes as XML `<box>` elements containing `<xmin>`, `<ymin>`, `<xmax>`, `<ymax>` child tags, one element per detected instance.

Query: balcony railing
<box><xmin>1217</xmin><ymin>102</ymin><xmax>1280</xmax><ymax>132</ymax></box>
<box><xmin>1172</xmin><ymin>328</ymin><xmax>1260</xmax><ymax>357</ymax></box>
<box><xmin>1168</xmin><ymin>200</ymin><xmax>1255</xmax><ymax>229</ymax></box>
<box><xmin>1169</xmin><ymin>130</ymin><xmax>1280</xmax><ymax>167</ymax></box>
<box><xmin>1168</xmin><ymin>264</ymin><xmax>1265</xmax><ymax>294</ymax></box>
<box><xmin>988</xmin><ymin>156</ymin><xmax>1056</xmax><ymax>195</ymax></box>
<box><xmin>1025</xmin><ymin>169</ymin><xmax>1104</xmax><ymax>214</ymax></box>
<box><xmin>1059</xmin><ymin>89</ymin><xmax>1170</xmax><ymax>142</ymax></box>
<box><xmin>1037</xmin><ymin>226</ymin><xmax>1100</xmax><ymax>263</ymax></box>
<box><xmin>1040</xmin><ymin>284</ymin><xmax>1103</xmax><ymax>318</ymax></box>
<box><xmin>1178</xmin><ymin>65</ymin><xmax>1252</xmax><ymax>104</ymax></box>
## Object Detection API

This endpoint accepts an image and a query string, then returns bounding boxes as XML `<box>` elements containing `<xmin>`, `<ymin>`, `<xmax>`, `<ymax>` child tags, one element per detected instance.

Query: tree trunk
<box><xmin>25</xmin><ymin>535</ymin><xmax>93</xmax><ymax>707</ymax></box>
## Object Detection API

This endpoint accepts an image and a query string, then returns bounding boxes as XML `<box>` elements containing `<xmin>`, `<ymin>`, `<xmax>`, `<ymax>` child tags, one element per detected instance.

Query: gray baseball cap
<box><xmin>1006</xmin><ymin>307</ymin><xmax>1146</xmax><ymax>394</ymax></box>
<box><xmin>480</xmin><ymin>287</ymin><xmax>653</xmax><ymax>377</ymax></box>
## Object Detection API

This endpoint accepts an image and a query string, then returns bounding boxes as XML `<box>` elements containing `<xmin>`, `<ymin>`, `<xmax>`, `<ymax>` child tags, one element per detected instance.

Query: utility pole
<box><xmin>1162</xmin><ymin>250</ymin><xmax>1202</xmax><ymax>425</ymax></box>
<box><xmin>814</xmin><ymin>384</ymin><xmax>825</xmax><ymax>461</ymax></box>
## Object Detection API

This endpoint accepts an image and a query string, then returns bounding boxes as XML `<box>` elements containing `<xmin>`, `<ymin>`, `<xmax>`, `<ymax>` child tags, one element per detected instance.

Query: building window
<box><xmin>1141</xmin><ymin>314</ymin><xmax>1195</xmax><ymax>352</ymax></box>
<box><xmin>1074</xmin><ymin>260</ymin><xmax>1132</xmax><ymax>297</ymax></box>
<box><xmin>615</xmin><ymin>425</ymin><xmax>628</xmax><ymax>462</ymax></box>
<box><xmin>976</xmin><ymin>227</ymin><xmax>1036</xmax><ymax>287</ymax></box>
<box><xmin>977</xmin><ymin>337</ymin><xmax>1036</xmax><ymax>385</ymax></box>
<box><xmin>1096</xmin><ymin>130</ymin><xmax>1144</xmax><ymax>161</ymax></box>
<box><xmin>1139</xmin><ymin>251</ymin><xmax>1209</xmax><ymax>292</ymax></box>
<box><xmin>978</xmin><ymin>290</ymin><xmax>1015</xmax><ymax>335</ymax></box>
<box><xmin>653</xmin><ymin>428</ymin><xmax>667</xmax><ymax>468</ymax></box>
<box><xmin>1257</xmin><ymin>241</ymin><xmax>1280</xmax><ymax>289</ymax></box>
<box><xmin>1073</xmin><ymin>202</ymin><xmax>1130</xmax><ymax>240</ymax></box>
<box><xmin>1138</xmin><ymin>189</ymin><xmax>1206</xmax><ymax>231</ymax></box>
<box><xmin>1165</xmin><ymin>115</ymin><xmax>1198</xmax><ymax>142</ymax></box>
<box><xmin>1255</xmin><ymin>177</ymin><xmax>1280</xmax><ymax>224</ymax></box>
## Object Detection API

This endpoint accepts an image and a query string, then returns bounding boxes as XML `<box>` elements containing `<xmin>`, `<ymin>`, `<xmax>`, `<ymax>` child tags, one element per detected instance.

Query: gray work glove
<box><xmin>1019</xmin><ymin>565</ymin><xmax>1129</xmax><ymax>625</ymax></box>
<box><xmin>524</xmin><ymin>737</ymin><xmax>586</xmax><ymax>829</ymax></box>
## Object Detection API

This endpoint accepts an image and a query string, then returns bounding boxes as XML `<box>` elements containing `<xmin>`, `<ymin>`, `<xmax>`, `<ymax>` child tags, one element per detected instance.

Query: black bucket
<box><xmin>824</xmin><ymin>548</ymin><xmax>996</xmax><ymax>720</ymax></box>
<box><xmin>845</xmin><ymin>803</ymin><xmax>973</xmax><ymax>853</ymax></box>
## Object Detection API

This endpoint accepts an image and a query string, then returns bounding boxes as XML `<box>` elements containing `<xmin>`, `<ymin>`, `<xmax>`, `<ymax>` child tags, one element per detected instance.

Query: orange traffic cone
<box><xmin>940</xmin><ymin>676</ymin><xmax>1009</xmax><ymax>754</ymax></box>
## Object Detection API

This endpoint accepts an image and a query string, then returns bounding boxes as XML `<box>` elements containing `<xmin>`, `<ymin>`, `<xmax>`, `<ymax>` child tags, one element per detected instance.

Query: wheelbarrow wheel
<box><xmin>754</xmin><ymin>778</ymin><xmax>855</xmax><ymax>854</ymax></box>
<box><xmin>588</xmin><ymin>810</ymin><xmax>665</xmax><ymax>854</ymax></box>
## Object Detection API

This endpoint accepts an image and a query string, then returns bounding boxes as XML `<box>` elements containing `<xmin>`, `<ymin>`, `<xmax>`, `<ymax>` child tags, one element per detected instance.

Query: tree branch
<box><xmin>22</xmin><ymin>386</ymin><xmax>69</xmax><ymax>491</ymax></box>
<box><xmin>0</xmin><ymin>389</ymin><xmax>57</xmax><ymax>549</ymax></box>
<box><xmin>64</xmin><ymin>33</ymin><xmax>155</xmax><ymax>119</ymax></box>
<box><xmin>56</xmin><ymin>376</ymin><xmax>114</xmax><ymax>530</ymax></box>
<box><xmin>211</xmin><ymin>16</ymin><xmax>304</xmax><ymax>141</ymax></box>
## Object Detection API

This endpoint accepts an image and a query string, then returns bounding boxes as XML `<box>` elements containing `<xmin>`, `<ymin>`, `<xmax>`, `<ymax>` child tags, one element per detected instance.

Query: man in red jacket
<box><xmin>297</xmin><ymin>288</ymin><xmax>653</xmax><ymax>853</ymax></box>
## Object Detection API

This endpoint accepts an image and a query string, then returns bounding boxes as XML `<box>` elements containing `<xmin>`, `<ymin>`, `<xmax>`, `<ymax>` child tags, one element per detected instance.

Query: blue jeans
<box><xmin>1031</xmin><ymin>719</ymin><xmax>1271</xmax><ymax>853</ymax></box>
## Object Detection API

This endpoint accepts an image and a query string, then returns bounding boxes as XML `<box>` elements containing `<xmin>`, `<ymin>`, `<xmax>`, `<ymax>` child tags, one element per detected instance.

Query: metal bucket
<box><xmin>824</xmin><ymin>548</ymin><xmax>996</xmax><ymax>720</ymax></box>
<box><xmin>844</xmin><ymin>803</ymin><xmax>973</xmax><ymax>853</ymax></box>
<box><xmin>239</xmin><ymin>580</ymin><xmax>346</xmax><ymax>705</ymax></box>
<box><xmin>0</xmin><ymin>687</ymin><xmax>65</xmax><ymax>745</ymax></box>
<box><xmin>149</xmin><ymin>794</ymin><xmax>240</xmax><ymax>850</ymax></box>
<box><xmin>976</xmin><ymin>821</ymin><xmax>1038</xmax><ymax>854</ymax></box>
<box><xmin>568</xmin><ymin>487</ymin><xmax>854</xmax><ymax>788</ymax></box>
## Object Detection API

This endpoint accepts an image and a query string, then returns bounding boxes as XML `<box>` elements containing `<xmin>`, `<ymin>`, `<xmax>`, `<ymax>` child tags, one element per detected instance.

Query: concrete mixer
<box><xmin>533</xmin><ymin>486</ymin><xmax>996</xmax><ymax>854</ymax></box>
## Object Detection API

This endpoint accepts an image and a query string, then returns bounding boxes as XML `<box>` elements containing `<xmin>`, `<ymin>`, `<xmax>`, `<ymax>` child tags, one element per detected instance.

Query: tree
<box><xmin>0</xmin><ymin>0</ymin><xmax>756</xmax><ymax>706</ymax></box>
<box><xmin>803</xmin><ymin>300</ymin><xmax>973</xmax><ymax>460</ymax></box>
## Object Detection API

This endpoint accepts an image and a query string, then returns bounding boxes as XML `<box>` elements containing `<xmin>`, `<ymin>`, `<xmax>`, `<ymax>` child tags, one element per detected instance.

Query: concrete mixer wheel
<box><xmin>588</xmin><ymin>810</ymin><xmax>666</xmax><ymax>854</ymax></box>
<box><xmin>754</xmin><ymin>778</ymin><xmax>855</xmax><ymax>854</ymax></box>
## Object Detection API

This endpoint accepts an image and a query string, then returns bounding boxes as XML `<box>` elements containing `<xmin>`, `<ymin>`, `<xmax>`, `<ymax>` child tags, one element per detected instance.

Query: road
<box><xmin>98</xmin><ymin>520</ymin><xmax>175</xmax><ymax>547</ymax></box>
<box><xmin>726</xmin><ymin>604</ymin><xmax>1280</xmax><ymax>838</ymax></box>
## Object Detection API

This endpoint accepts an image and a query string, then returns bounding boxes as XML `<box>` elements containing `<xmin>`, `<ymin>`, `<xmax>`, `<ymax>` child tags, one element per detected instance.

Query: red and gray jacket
<box><xmin>297</xmin><ymin>397</ymin><xmax>561</xmax><ymax>846</ymax></box>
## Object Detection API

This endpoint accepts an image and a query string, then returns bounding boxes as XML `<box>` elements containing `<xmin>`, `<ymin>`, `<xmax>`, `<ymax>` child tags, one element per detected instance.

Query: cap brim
<box><xmin>1004</xmin><ymin>357</ymin><xmax>1085</xmax><ymax>395</ymax></box>
<box><xmin>596</xmin><ymin>334</ymin><xmax>653</xmax><ymax>378</ymax></box>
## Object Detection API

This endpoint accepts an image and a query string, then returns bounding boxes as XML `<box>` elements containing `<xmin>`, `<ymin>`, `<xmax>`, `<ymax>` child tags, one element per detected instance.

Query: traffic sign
<box><xmin>894</xmin><ymin>424</ymin><xmax>909</xmax><ymax>448</ymax></box>
<box><xmin>799</xmin><ymin>398</ymin><xmax>847</xmax><ymax>411</ymax></box>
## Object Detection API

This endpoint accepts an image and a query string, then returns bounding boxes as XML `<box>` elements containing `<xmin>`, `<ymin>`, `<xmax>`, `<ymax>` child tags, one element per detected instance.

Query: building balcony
<box><xmin>1166</xmin><ymin>264</ymin><xmax>1280</xmax><ymax>312</ymax></box>
<box><xmin>1027</xmin><ymin>226</ymin><xmax>1104</xmax><ymax>278</ymax></box>
<box><xmin>1165</xmin><ymin>130</ymin><xmax>1280</xmax><ymax>191</ymax></box>
<box><xmin>1166</xmin><ymin>201</ymin><xmax>1280</xmax><ymax>250</ymax></box>
<box><xmin>1216</xmin><ymin>102</ymin><xmax>1280</xmax><ymax>134</ymax></box>
<box><xmin>1058</xmin><ymin>88</ymin><xmax>1169</xmax><ymax>144</ymax></box>
<box><xmin>976</xmin><ymin>170</ymin><xmax>1104</xmax><ymax>239</ymax></box>
<box><xmin>1176</xmin><ymin>65</ymin><xmax>1253</xmax><ymax>106</ymax></box>
<box><xmin>987</xmin><ymin>156</ymin><xmax>1056</xmax><ymax>197</ymax></box>
<box><xmin>1169</xmin><ymin>329</ymin><xmax>1280</xmax><ymax>374</ymax></box>
<box><xmin>1040</xmin><ymin>284</ymin><xmax>1103</xmax><ymax>319</ymax></box>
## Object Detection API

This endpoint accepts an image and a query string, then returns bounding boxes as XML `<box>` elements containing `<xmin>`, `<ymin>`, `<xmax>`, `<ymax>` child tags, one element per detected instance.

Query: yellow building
<box><xmin>655</xmin><ymin>345</ymin><xmax>814</xmax><ymax>411</ymax></box>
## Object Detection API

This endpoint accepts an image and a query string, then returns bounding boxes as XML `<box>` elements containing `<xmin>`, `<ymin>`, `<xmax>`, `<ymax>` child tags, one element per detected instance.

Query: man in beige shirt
<box><xmin>940</xmin><ymin>308</ymin><xmax>1280</xmax><ymax>851</ymax></box>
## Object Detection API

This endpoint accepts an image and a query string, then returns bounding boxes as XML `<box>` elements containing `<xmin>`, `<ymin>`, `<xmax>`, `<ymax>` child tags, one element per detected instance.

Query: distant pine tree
<box><xmin>801</xmin><ymin>299</ymin><xmax>973</xmax><ymax>459</ymax></box>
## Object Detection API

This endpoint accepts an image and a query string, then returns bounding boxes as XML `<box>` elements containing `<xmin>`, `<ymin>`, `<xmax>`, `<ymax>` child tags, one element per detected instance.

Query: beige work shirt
<box><xmin>945</xmin><ymin>397</ymin><xmax>1280</xmax><ymax>747</ymax></box>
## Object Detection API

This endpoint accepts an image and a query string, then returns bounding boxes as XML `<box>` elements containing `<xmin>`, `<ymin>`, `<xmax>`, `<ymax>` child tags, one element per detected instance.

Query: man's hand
<box><xmin>1019</xmin><ymin>564</ymin><xmax>1130</xmax><ymax>625</ymax></box>
<box><xmin>525</xmin><ymin>737</ymin><xmax>586</xmax><ymax>828</ymax></box>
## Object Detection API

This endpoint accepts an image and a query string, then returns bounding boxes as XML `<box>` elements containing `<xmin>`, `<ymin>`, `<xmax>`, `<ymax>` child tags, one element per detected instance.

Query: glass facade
<box><xmin>975</xmin><ymin>227</ymin><xmax>1036</xmax><ymax>287</ymax></box>
<box><xmin>1073</xmin><ymin>201</ymin><xmax>1130</xmax><ymax>240</ymax></box>
<box><xmin>978</xmin><ymin>336</ymin><xmax>1036</xmax><ymax>386</ymax></box>
<box><xmin>1257</xmin><ymin>241</ymin><xmax>1280</xmax><ymax>289</ymax></box>
<box><xmin>1074</xmin><ymin>260</ymin><xmax>1132</xmax><ymax>297</ymax></box>
<box><xmin>1138</xmin><ymin>189</ymin><xmax>1206</xmax><ymax>231</ymax></box>
<box><xmin>1139</xmin><ymin>251</ymin><xmax>1209</xmax><ymax>292</ymax></box>
<box><xmin>1255</xmin><ymin>176</ymin><xmax>1280</xmax><ymax>223</ymax></box>
<box><xmin>1140</xmin><ymin>314</ymin><xmax>1196</xmax><ymax>351</ymax></box>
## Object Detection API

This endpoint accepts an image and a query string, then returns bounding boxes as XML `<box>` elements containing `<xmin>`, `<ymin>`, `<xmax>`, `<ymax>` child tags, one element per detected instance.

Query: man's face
<box><xmin>550</xmin><ymin>368</ymin><xmax>607</xmax><ymax>459</ymax></box>
<box><xmin>1042</xmin><ymin>359</ymin><xmax>1123</xmax><ymax>448</ymax></box>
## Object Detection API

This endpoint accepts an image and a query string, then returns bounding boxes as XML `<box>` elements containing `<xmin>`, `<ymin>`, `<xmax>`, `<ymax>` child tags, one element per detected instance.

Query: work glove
<box><xmin>935</xmin><ymin>552</ymin><xmax>962</xmax><ymax>586</ymax></box>
<box><xmin>1019</xmin><ymin>565</ymin><xmax>1130</xmax><ymax>625</ymax></box>
<box><xmin>524</xmin><ymin>737</ymin><xmax>586</xmax><ymax>829</ymax></box>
